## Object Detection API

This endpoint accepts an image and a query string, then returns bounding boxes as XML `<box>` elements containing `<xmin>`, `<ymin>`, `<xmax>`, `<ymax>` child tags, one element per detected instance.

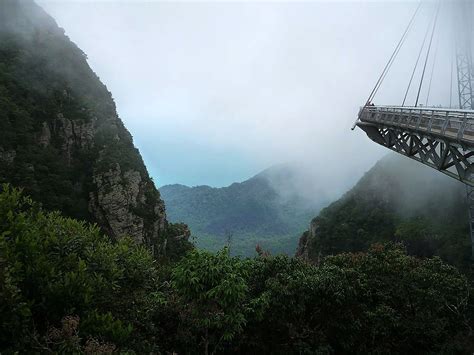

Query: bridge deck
<box><xmin>356</xmin><ymin>105</ymin><xmax>474</xmax><ymax>186</ymax></box>
<box><xmin>357</xmin><ymin>106</ymin><xmax>474</xmax><ymax>147</ymax></box>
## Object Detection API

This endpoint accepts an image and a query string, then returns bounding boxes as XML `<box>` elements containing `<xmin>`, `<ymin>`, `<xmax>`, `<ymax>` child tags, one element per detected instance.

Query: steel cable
<box><xmin>425</xmin><ymin>32</ymin><xmax>440</xmax><ymax>106</ymax></box>
<box><xmin>415</xmin><ymin>0</ymin><xmax>441</xmax><ymax>107</ymax></box>
<box><xmin>402</xmin><ymin>14</ymin><xmax>433</xmax><ymax>107</ymax></box>
<box><xmin>366</xmin><ymin>2</ymin><xmax>422</xmax><ymax>105</ymax></box>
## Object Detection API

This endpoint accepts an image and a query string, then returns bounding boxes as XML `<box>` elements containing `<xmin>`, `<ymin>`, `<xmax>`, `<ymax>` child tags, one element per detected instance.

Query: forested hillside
<box><xmin>161</xmin><ymin>165</ymin><xmax>328</xmax><ymax>256</ymax></box>
<box><xmin>297</xmin><ymin>154</ymin><xmax>471</xmax><ymax>269</ymax></box>
<box><xmin>1</xmin><ymin>185</ymin><xmax>472</xmax><ymax>353</ymax></box>
<box><xmin>0</xmin><ymin>0</ymin><xmax>189</xmax><ymax>255</ymax></box>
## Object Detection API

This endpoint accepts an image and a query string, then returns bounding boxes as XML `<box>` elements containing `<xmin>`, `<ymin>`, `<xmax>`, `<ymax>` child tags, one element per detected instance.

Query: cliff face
<box><xmin>0</xmin><ymin>0</ymin><xmax>189</xmax><ymax>254</ymax></box>
<box><xmin>296</xmin><ymin>154</ymin><xmax>470</xmax><ymax>268</ymax></box>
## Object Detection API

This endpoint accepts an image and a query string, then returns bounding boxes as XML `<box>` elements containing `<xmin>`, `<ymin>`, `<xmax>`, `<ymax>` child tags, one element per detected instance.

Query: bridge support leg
<box><xmin>466</xmin><ymin>185</ymin><xmax>474</xmax><ymax>259</ymax></box>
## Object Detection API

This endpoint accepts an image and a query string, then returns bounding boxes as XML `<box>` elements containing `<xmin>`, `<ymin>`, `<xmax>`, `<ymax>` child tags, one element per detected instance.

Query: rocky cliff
<box><xmin>0</xmin><ymin>0</ymin><xmax>190</xmax><ymax>255</ymax></box>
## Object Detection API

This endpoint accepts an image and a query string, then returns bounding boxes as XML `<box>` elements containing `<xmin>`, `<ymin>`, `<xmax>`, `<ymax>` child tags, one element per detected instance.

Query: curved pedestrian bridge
<box><xmin>356</xmin><ymin>105</ymin><xmax>474</xmax><ymax>185</ymax></box>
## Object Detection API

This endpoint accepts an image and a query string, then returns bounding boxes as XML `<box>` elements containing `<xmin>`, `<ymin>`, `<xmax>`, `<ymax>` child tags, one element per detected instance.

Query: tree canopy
<box><xmin>1</xmin><ymin>185</ymin><xmax>472</xmax><ymax>353</ymax></box>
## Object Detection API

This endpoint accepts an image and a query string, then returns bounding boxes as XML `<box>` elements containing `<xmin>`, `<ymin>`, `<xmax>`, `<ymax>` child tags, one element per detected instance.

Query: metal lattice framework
<box><xmin>357</xmin><ymin>106</ymin><xmax>474</xmax><ymax>185</ymax></box>
<box><xmin>455</xmin><ymin>0</ymin><xmax>474</xmax><ymax>110</ymax></box>
<box><xmin>456</xmin><ymin>52</ymin><xmax>474</xmax><ymax>110</ymax></box>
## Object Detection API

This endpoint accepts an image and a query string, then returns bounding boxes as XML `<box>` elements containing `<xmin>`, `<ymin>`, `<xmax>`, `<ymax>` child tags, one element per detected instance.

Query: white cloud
<box><xmin>37</xmin><ymin>0</ymin><xmax>453</xmax><ymax>190</ymax></box>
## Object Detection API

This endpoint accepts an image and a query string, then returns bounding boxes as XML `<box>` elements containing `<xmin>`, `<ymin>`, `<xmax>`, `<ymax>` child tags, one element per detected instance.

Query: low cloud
<box><xmin>38</xmin><ymin>0</ymin><xmax>458</xmax><ymax>196</ymax></box>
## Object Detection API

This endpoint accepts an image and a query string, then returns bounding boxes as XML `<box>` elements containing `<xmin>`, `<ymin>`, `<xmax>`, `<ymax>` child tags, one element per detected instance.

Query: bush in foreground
<box><xmin>0</xmin><ymin>185</ymin><xmax>472</xmax><ymax>353</ymax></box>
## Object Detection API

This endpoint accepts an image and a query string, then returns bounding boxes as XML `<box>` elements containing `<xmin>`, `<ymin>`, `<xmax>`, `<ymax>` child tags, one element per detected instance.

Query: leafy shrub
<box><xmin>240</xmin><ymin>244</ymin><xmax>471</xmax><ymax>354</ymax></box>
<box><xmin>0</xmin><ymin>184</ymin><xmax>159</xmax><ymax>352</ymax></box>
<box><xmin>172</xmin><ymin>247</ymin><xmax>250</xmax><ymax>354</ymax></box>
<box><xmin>0</xmin><ymin>185</ymin><xmax>472</xmax><ymax>353</ymax></box>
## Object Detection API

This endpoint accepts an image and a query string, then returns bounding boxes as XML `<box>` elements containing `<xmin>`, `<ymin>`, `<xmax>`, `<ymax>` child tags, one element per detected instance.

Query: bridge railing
<box><xmin>358</xmin><ymin>105</ymin><xmax>474</xmax><ymax>145</ymax></box>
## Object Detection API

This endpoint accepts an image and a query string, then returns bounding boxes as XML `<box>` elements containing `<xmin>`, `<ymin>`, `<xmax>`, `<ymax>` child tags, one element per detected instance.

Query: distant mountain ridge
<box><xmin>160</xmin><ymin>164</ymin><xmax>330</xmax><ymax>256</ymax></box>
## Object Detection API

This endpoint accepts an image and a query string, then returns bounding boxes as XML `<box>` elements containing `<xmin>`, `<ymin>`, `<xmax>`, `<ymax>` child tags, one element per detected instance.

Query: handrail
<box><xmin>358</xmin><ymin>105</ymin><xmax>474</xmax><ymax>146</ymax></box>
<box><xmin>362</xmin><ymin>105</ymin><xmax>474</xmax><ymax>115</ymax></box>
<box><xmin>354</xmin><ymin>105</ymin><xmax>474</xmax><ymax>130</ymax></box>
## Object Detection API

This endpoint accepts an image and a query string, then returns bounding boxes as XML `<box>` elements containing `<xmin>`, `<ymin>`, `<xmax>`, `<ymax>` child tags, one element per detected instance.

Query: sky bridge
<box><xmin>357</xmin><ymin>105</ymin><xmax>474</xmax><ymax>186</ymax></box>
<box><xmin>354</xmin><ymin>0</ymin><xmax>474</xmax><ymax>256</ymax></box>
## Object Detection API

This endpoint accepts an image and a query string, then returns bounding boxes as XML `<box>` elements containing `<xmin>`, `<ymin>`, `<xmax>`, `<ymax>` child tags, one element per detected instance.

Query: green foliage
<box><xmin>241</xmin><ymin>244</ymin><xmax>471</xmax><ymax>354</ymax></box>
<box><xmin>1</xmin><ymin>186</ymin><xmax>473</xmax><ymax>353</ymax></box>
<box><xmin>323</xmin><ymin>244</ymin><xmax>470</xmax><ymax>353</ymax></box>
<box><xmin>0</xmin><ymin>184</ymin><xmax>160</xmax><ymax>352</ymax></box>
<box><xmin>80</xmin><ymin>311</ymin><xmax>133</xmax><ymax>346</ymax></box>
<box><xmin>172</xmin><ymin>248</ymin><xmax>249</xmax><ymax>354</ymax></box>
<box><xmin>304</xmin><ymin>154</ymin><xmax>472</xmax><ymax>270</ymax></box>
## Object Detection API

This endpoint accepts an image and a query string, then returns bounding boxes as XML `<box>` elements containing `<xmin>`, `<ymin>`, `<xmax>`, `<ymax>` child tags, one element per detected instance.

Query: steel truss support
<box><xmin>455</xmin><ymin>0</ymin><xmax>474</xmax><ymax>111</ymax></box>
<box><xmin>358</xmin><ymin>122</ymin><xmax>474</xmax><ymax>186</ymax></box>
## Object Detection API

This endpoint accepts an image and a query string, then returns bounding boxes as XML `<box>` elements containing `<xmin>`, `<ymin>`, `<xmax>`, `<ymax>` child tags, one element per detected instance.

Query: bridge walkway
<box><xmin>356</xmin><ymin>105</ymin><xmax>474</xmax><ymax>185</ymax></box>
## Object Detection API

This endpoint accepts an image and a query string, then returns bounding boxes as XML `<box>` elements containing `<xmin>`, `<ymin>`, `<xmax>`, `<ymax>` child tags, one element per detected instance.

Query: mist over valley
<box><xmin>1</xmin><ymin>0</ymin><xmax>474</xmax><ymax>353</ymax></box>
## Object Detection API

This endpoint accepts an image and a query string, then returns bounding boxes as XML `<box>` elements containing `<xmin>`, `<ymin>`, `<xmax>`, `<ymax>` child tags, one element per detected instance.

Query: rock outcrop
<box><xmin>90</xmin><ymin>164</ymin><xmax>166</xmax><ymax>246</ymax></box>
<box><xmin>295</xmin><ymin>220</ymin><xmax>319</xmax><ymax>260</ymax></box>
<box><xmin>0</xmin><ymin>0</ymin><xmax>189</xmax><ymax>256</ymax></box>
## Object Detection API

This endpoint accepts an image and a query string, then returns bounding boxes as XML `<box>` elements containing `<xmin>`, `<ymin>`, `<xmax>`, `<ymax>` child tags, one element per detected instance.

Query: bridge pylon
<box><xmin>454</xmin><ymin>0</ymin><xmax>474</xmax><ymax>258</ymax></box>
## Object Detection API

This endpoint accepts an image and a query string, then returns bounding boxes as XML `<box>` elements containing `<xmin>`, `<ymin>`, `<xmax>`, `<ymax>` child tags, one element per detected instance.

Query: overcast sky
<box><xmin>37</xmin><ymin>0</ymin><xmax>455</xmax><ymax>191</ymax></box>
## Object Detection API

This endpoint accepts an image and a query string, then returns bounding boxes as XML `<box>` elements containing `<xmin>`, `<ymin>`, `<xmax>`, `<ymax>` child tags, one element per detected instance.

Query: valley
<box><xmin>1</xmin><ymin>0</ymin><xmax>474</xmax><ymax>353</ymax></box>
<box><xmin>161</xmin><ymin>164</ymin><xmax>330</xmax><ymax>256</ymax></box>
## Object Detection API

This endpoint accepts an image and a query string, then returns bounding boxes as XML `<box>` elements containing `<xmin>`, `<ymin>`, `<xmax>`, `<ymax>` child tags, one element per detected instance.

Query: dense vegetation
<box><xmin>300</xmin><ymin>154</ymin><xmax>472</xmax><ymax>270</ymax></box>
<box><xmin>161</xmin><ymin>165</ymin><xmax>327</xmax><ymax>256</ymax></box>
<box><xmin>1</xmin><ymin>185</ymin><xmax>473</xmax><ymax>353</ymax></box>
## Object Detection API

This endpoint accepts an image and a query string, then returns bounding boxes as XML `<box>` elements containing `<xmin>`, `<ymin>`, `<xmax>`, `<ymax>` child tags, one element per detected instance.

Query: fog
<box><xmin>37</xmin><ymin>0</ymin><xmax>463</xmax><ymax>202</ymax></box>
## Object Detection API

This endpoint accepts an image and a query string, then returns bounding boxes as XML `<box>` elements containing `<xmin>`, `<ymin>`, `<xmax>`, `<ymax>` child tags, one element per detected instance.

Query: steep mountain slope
<box><xmin>0</xmin><ymin>0</ymin><xmax>189</xmax><ymax>255</ymax></box>
<box><xmin>297</xmin><ymin>154</ymin><xmax>471</xmax><ymax>269</ymax></box>
<box><xmin>160</xmin><ymin>165</ymin><xmax>329</xmax><ymax>256</ymax></box>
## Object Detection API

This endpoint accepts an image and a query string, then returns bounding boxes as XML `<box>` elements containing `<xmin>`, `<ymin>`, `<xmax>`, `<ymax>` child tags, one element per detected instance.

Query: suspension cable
<box><xmin>372</xmin><ymin>34</ymin><xmax>410</xmax><ymax>101</ymax></box>
<box><xmin>402</xmin><ymin>14</ymin><xmax>433</xmax><ymax>107</ymax></box>
<box><xmin>450</xmin><ymin>51</ymin><xmax>454</xmax><ymax>108</ymax></box>
<box><xmin>425</xmin><ymin>32</ymin><xmax>440</xmax><ymax>106</ymax></box>
<box><xmin>365</xmin><ymin>1</ymin><xmax>422</xmax><ymax>105</ymax></box>
<box><xmin>415</xmin><ymin>0</ymin><xmax>441</xmax><ymax>107</ymax></box>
